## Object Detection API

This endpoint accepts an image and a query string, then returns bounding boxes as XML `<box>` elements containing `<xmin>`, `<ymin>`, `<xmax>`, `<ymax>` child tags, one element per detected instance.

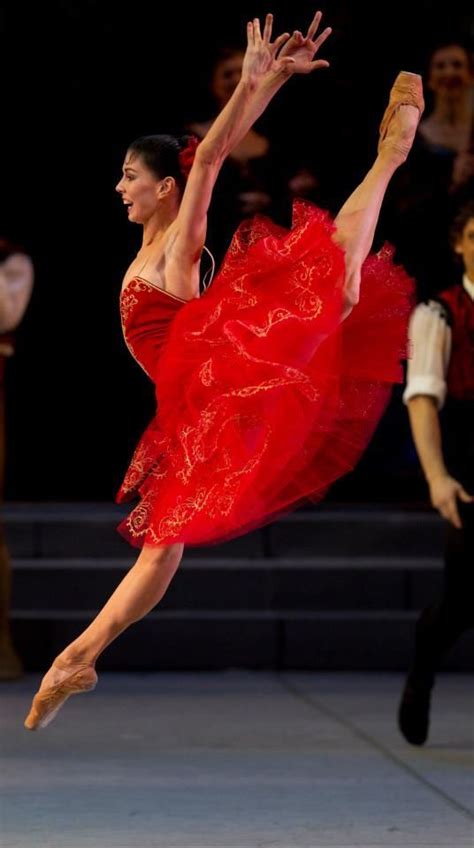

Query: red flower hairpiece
<box><xmin>179</xmin><ymin>136</ymin><xmax>200</xmax><ymax>180</ymax></box>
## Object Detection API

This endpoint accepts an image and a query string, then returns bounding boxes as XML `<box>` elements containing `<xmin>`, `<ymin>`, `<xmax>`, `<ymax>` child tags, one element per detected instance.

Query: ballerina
<box><xmin>25</xmin><ymin>10</ymin><xmax>423</xmax><ymax>730</ymax></box>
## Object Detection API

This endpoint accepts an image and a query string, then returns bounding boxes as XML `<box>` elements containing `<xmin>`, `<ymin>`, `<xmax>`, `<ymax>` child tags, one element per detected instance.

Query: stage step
<box><xmin>11</xmin><ymin>556</ymin><xmax>443</xmax><ymax>612</ymax></box>
<box><xmin>11</xmin><ymin>608</ymin><xmax>474</xmax><ymax>672</ymax></box>
<box><xmin>3</xmin><ymin>503</ymin><xmax>445</xmax><ymax>558</ymax></box>
<box><xmin>6</xmin><ymin>502</ymin><xmax>468</xmax><ymax>672</ymax></box>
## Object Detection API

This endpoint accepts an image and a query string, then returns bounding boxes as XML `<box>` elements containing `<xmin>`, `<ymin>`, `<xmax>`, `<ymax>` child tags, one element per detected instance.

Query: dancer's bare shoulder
<box><xmin>121</xmin><ymin>222</ymin><xmax>201</xmax><ymax>301</ymax></box>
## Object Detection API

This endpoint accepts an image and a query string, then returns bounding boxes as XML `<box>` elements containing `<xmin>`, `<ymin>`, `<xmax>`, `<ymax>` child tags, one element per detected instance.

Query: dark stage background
<box><xmin>1</xmin><ymin>1</ymin><xmax>471</xmax><ymax>501</ymax></box>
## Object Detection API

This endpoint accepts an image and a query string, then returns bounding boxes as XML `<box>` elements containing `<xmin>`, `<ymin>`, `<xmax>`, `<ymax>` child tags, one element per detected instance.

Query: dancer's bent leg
<box><xmin>25</xmin><ymin>543</ymin><xmax>183</xmax><ymax>729</ymax></box>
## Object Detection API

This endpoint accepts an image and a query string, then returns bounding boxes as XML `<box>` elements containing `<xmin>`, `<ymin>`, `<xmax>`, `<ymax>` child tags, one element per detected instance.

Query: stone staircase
<box><xmin>5</xmin><ymin>503</ymin><xmax>474</xmax><ymax>671</ymax></box>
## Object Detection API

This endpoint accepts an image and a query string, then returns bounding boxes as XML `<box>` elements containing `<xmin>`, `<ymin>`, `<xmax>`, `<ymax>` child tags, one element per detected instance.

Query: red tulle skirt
<box><xmin>117</xmin><ymin>202</ymin><xmax>414</xmax><ymax>548</ymax></box>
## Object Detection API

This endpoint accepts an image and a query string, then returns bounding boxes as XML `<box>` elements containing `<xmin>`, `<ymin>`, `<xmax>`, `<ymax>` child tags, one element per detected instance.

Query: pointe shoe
<box><xmin>378</xmin><ymin>71</ymin><xmax>425</xmax><ymax>160</ymax></box>
<box><xmin>24</xmin><ymin>662</ymin><xmax>97</xmax><ymax>730</ymax></box>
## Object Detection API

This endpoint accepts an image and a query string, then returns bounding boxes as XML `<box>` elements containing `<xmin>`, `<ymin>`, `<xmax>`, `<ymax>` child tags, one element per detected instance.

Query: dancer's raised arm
<box><xmin>174</xmin><ymin>11</ymin><xmax>332</xmax><ymax>259</ymax></box>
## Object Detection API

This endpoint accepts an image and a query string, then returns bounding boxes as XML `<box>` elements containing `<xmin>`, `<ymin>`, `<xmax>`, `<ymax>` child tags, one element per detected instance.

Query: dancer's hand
<box><xmin>277</xmin><ymin>11</ymin><xmax>332</xmax><ymax>75</ymax></box>
<box><xmin>241</xmin><ymin>11</ymin><xmax>331</xmax><ymax>87</ymax></box>
<box><xmin>429</xmin><ymin>473</ymin><xmax>473</xmax><ymax>528</ymax></box>
<box><xmin>241</xmin><ymin>14</ymin><xmax>292</xmax><ymax>85</ymax></box>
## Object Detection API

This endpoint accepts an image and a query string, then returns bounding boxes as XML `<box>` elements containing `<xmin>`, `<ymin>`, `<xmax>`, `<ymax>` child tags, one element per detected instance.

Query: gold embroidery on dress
<box><xmin>199</xmin><ymin>359</ymin><xmax>214</xmax><ymax>386</ymax></box>
<box><xmin>120</xmin><ymin>438</ymin><xmax>168</xmax><ymax>496</ymax></box>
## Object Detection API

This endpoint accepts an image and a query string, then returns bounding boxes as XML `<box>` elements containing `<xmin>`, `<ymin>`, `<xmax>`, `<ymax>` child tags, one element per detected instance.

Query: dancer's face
<box><xmin>211</xmin><ymin>52</ymin><xmax>244</xmax><ymax>108</ymax></box>
<box><xmin>428</xmin><ymin>45</ymin><xmax>473</xmax><ymax>99</ymax></box>
<box><xmin>115</xmin><ymin>153</ymin><xmax>163</xmax><ymax>224</ymax></box>
<box><xmin>455</xmin><ymin>217</ymin><xmax>474</xmax><ymax>281</ymax></box>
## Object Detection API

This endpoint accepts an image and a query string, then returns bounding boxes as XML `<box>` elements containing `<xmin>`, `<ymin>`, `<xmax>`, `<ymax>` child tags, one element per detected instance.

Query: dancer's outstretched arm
<box><xmin>200</xmin><ymin>12</ymin><xmax>331</xmax><ymax>165</ymax></box>
<box><xmin>174</xmin><ymin>11</ymin><xmax>331</xmax><ymax>258</ymax></box>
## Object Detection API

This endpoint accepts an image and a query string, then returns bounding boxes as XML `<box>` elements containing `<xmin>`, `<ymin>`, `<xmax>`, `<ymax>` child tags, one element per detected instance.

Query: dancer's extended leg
<box><xmin>333</xmin><ymin>72</ymin><xmax>424</xmax><ymax>319</ymax></box>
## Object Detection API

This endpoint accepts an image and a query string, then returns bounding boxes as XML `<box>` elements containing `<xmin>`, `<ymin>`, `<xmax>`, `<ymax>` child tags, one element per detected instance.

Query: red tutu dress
<box><xmin>117</xmin><ymin>201</ymin><xmax>413</xmax><ymax>548</ymax></box>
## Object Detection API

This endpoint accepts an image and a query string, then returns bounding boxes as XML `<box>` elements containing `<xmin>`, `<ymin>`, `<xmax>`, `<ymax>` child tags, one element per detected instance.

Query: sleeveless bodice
<box><xmin>120</xmin><ymin>278</ymin><xmax>187</xmax><ymax>379</ymax></box>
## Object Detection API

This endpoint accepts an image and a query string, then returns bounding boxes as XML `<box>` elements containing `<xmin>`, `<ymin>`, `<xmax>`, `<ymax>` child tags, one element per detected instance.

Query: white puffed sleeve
<box><xmin>403</xmin><ymin>300</ymin><xmax>451</xmax><ymax>410</ymax></box>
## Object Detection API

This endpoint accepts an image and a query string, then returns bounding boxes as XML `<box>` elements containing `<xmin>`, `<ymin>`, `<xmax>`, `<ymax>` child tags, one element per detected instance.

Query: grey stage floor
<box><xmin>1</xmin><ymin>672</ymin><xmax>473</xmax><ymax>848</ymax></box>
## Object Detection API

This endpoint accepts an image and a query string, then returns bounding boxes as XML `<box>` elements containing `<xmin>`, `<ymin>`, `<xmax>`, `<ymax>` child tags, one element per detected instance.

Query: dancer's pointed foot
<box><xmin>378</xmin><ymin>71</ymin><xmax>424</xmax><ymax>163</ymax></box>
<box><xmin>24</xmin><ymin>658</ymin><xmax>97</xmax><ymax>730</ymax></box>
